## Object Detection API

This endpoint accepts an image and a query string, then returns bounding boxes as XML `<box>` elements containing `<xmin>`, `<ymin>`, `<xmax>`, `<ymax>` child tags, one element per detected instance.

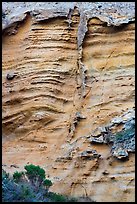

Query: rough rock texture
<box><xmin>2</xmin><ymin>2</ymin><xmax>135</xmax><ymax>202</ymax></box>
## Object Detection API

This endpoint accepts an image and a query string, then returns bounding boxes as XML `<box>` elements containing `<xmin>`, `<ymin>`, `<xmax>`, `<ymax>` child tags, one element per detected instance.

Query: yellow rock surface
<box><xmin>2</xmin><ymin>8</ymin><xmax>135</xmax><ymax>202</ymax></box>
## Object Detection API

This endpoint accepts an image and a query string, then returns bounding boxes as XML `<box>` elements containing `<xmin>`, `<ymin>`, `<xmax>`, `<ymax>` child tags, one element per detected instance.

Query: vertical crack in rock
<box><xmin>77</xmin><ymin>12</ymin><xmax>88</xmax><ymax>99</ymax></box>
<box><xmin>67</xmin><ymin>7</ymin><xmax>75</xmax><ymax>29</ymax></box>
<box><xmin>67</xmin><ymin>9</ymin><xmax>89</xmax><ymax>142</ymax></box>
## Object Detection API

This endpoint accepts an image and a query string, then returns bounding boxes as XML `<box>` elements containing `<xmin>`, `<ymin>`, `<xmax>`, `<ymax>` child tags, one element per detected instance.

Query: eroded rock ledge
<box><xmin>88</xmin><ymin>108</ymin><xmax>135</xmax><ymax>159</ymax></box>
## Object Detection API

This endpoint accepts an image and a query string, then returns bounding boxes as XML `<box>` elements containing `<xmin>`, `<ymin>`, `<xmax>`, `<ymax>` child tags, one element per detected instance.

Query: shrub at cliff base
<box><xmin>2</xmin><ymin>164</ymin><xmax>78</xmax><ymax>202</ymax></box>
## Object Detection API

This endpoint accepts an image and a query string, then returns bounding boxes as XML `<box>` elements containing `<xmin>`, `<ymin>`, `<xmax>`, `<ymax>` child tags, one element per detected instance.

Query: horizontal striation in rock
<box><xmin>2</xmin><ymin>12</ymin><xmax>80</xmax><ymax>140</ymax></box>
<box><xmin>83</xmin><ymin>19</ymin><xmax>135</xmax><ymax>71</ymax></box>
<box><xmin>2</xmin><ymin>11</ymin><xmax>135</xmax><ymax>203</ymax></box>
<box><xmin>71</xmin><ymin>18</ymin><xmax>135</xmax><ymax>140</ymax></box>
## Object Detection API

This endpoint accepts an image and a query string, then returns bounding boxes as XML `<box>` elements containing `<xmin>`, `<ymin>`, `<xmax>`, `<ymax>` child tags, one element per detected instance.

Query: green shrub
<box><xmin>13</xmin><ymin>171</ymin><xmax>24</xmax><ymax>182</ymax></box>
<box><xmin>24</xmin><ymin>164</ymin><xmax>46</xmax><ymax>188</ymax></box>
<box><xmin>43</xmin><ymin>179</ymin><xmax>53</xmax><ymax>187</ymax></box>
<box><xmin>48</xmin><ymin>192</ymin><xmax>77</xmax><ymax>202</ymax></box>
<box><xmin>2</xmin><ymin>164</ymin><xmax>79</xmax><ymax>202</ymax></box>
<box><xmin>48</xmin><ymin>192</ymin><xmax>68</xmax><ymax>202</ymax></box>
<box><xmin>2</xmin><ymin>165</ymin><xmax>50</xmax><ymax>202</ymax></box>
<box><xmin>25</xmin><ymin>164</ymin><xmax>45</xmax><ymax>180</ymax></box>
<box><xmin>20</xmin><ymin>185</ymin><xmax>35</xmax><ymax>199</ymax></box>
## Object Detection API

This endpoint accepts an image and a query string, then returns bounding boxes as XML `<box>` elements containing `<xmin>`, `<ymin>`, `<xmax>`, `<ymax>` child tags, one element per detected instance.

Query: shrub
<box><xmin>43</xmin><ymin>179</ymin><xmax>53</xmax><ymax>187</ymax></box>
<box><xmin>2</xmin><ymin>164</ymin><xmax>79</xmax><ymax>202</ymax></box>
<box><xmin>13</xmin><ymin>171</ymin><xmax>24</xmax><ymax>182</ymax></box>
<box><xmin>48</xmin><ymin>192</ymin><xmax>68</xmax><ymax>202</ymax></box>
<box><xmin>25</xmin><ymin>164</ymin><xmax>45</xmax><ymax>180</ymax></box>
<box><xmin>24</xmin><ymin>164</ymin><xmax>46</xmax><ymax>187</ymax></box>
<box><xmin>2</xmin><ymin>169</ymin><xmax>9</xmax><ymax>180</ymax></box>
<box><xmin>48</xmin><ymin>192</ymin><xmax>77</xmax><ymax>202</ymax></box>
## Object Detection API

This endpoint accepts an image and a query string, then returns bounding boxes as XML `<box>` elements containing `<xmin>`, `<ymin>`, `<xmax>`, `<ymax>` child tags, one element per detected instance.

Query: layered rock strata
<box><xmin>2</xmin><ymin>2</ymin><xmax>135</xmax><ymax>202</ymax></box>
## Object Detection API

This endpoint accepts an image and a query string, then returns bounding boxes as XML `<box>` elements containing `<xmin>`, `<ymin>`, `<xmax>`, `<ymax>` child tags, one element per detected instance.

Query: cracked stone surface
<box><xmin>2</xmin><ymin>2</ymin><xmax>135</xmax><ymax>202</ymax></box>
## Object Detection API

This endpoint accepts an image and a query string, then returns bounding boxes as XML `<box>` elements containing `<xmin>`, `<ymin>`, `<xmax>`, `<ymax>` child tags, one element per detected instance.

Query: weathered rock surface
<box><xmin>88</xmin><ymin>109</ymin><xmax>135</xmax><ymax>159</ymax></box>
<box><xmin>2</xmin><ymin>2</ymin><xmax>135</xmax><ymax>202</ymax></box>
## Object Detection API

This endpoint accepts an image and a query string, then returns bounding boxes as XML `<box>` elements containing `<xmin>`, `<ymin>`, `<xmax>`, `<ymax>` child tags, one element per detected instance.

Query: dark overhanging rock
<box><xmin>6</xmin><ymin>72</ymin><xmax>16</xmax><ymax>80</ymax></box>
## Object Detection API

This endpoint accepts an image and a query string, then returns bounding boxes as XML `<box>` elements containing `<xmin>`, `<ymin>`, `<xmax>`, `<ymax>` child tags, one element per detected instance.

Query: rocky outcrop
<box><xmin>2</xmin><ymin>2</ymin><xmax>135</xmax><ymax>202</ymax></box>
<box><xmin>88</xmin><ymin>109</ymin><xmax>135</xmax><ymax>159</ymax></box>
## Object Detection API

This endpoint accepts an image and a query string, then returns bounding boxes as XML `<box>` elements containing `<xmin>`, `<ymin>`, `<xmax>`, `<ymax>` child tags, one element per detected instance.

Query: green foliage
<box><xmin>13</xmin><ymin>171</ymin><xmax>24</xmax><ymax>182</ymax></box>
<box><xmin>20</xmin><ymin>185</ymin><xmax>35</xmax><ymax>199</ymax></box>
<box><xmin>2</xmin><ymin>164</ymin><xmax>79</xmax><ymax>202</ymax></box>
<box><xmin>115</xmin><ymin>125</ymin><xmax>135</xmax><ymax>142</ymax></box>
<box><xmin>43</xmin><ymin>179</ymin><xmax>53</xmax><ymax>187</ymax></box>
<box><xmin>24</xmin><ymin>164</ymin><xmax>45</xmax><ymax>180</ymax></box>
<box><xmin>2</xmin><ymin>176</ymin><xmax>38</xmax><ymax>202</ymax></box>
<box><xmin>48</xmin><ymin>192</ymin><xmax>68</xmax><ymax>202</ymax></box>
<box><xmin>48</xmin><ymin>192</ymin><xmax>77</xmax><ymax>202</ymax></box>
<box><xmin>2</xmin><ymin>169</ymin><xmax>9</xmax><ymax>180</ymax></box>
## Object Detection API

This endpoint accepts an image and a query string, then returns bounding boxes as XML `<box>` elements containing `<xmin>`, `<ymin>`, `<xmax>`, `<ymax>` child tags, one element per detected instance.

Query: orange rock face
<box><xmin>2</xmin><ymin>4</ymin><xmax>135</xmax><ymax>202</ymax></box>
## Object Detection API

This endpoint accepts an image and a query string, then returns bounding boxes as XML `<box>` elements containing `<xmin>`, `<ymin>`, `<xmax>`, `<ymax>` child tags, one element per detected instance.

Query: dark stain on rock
<box><xmin>6</xmin><ymin>72</ymin><xmax>16</xmax><ymax>80</ymax></box>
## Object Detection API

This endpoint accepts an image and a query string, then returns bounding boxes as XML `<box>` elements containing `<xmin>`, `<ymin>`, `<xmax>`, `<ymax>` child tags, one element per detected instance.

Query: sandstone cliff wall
<box><xmin>2</xmin><ymin>2</ymin><xmax>135</xmax><ymax>202</ymax></box>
